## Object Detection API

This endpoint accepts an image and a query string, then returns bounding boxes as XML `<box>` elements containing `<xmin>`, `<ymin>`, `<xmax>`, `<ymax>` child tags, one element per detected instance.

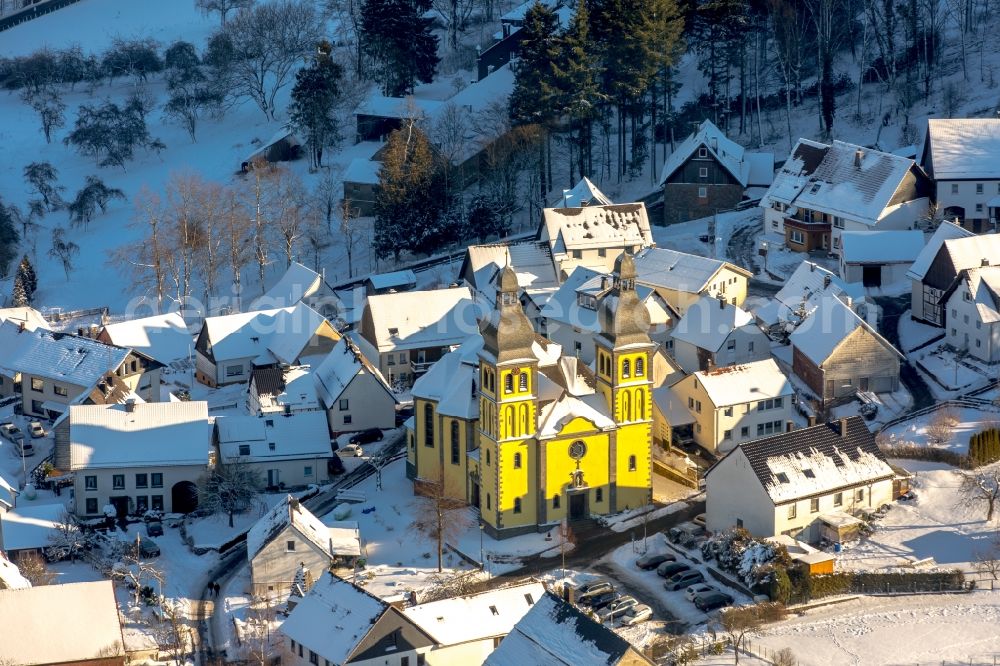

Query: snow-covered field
<box><xmin>880</xmin><ymin>407</ymin><xmax>1000</xmax><ymax>455</ymax></box>
<box><xmin>836</xmin><ymin>460</ymin><xmax>991</xmax><ymax>572</ymax></box>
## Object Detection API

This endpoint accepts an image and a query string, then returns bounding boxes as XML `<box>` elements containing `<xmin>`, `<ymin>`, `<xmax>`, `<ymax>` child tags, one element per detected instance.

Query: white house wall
<box><xmin>250</xmin><ymin>528</ymin><xmax>332</xmax><ymax>599</ymax></box>
<box><xmin>325</xmin><ymin>373</ymin><xmax>397</xmax><ymax>434</ymax></box>
<box><xmin>72</xmin><ymin>464</ymin><xmax>206</xmax><ymax>516</ymax></box>
<box><xmin>705</xmin><ymin>449</ymin><xmax>776</xmax><ymax>536</ymax></box>
<box><xmin>944</xmin><ymin>289</ymin><xmax>1000</xmax><ymax>363</ymax></box>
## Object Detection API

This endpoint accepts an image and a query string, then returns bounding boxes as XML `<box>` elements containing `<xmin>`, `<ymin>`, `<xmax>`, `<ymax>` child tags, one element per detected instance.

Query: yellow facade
<box><xmin>408</xmin><ymin>259</ymin><xmax>655</xmax><ymax>538</ymax></box>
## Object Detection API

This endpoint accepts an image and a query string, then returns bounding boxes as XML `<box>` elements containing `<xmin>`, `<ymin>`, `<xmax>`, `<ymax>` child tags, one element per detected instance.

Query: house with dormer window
<box><xmin>762</xmin><ymin>139</ymin><xmax>931</xmax><ymax>254</ymax></box>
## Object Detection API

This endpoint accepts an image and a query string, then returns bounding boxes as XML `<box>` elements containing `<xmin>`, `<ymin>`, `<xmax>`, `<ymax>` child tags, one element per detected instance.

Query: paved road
<box><xmin>195</xmin><ymin>432</ymin><xmax>406</xmax><ymax>663</ymax></box>
<box><xmin>874</xmin><ymin>295</ymin><xmax>936</xmax><ymax>411</ymax></box>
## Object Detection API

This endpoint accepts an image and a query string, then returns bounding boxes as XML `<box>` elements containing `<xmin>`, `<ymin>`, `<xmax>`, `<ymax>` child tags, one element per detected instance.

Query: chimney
<box><xmin>786</xmin><ymin>420</ymin><xmax>795</xmax><ymax>433</ymax></box>
<box><xmin>125</xmin><ymin>398</ymin><xmax>136</xmax><ymax>413</ymax></box>
<box><xmin>810</xmin><ymin>263</ymin><xmax>816</xmax><ymax>272</ymax></box>
<box><xmin>807</xmin><ymin>415</ymin><xmax>817</xmax><ymax>427</ymax></box>
<box><xmin>823</xmin><ymin>275</ymin><xmax>832</xmax><ymax>289</ymax></box>
<box><xmin>17</xmin><ymin>321</ymin><xmax>25</xmax><ymax>333</ymax></box>
<box><xmin>839</xmin><ymin>416</ymin><xmax>848</xmax><ymax>438</ymax></box>
<box><xmin>77</xmin><ymin>327</ymin><xmax>85</xmax><ymax>337</ymax></box>
<box><xmin>983</xmin><ymin>258</ymin><xmax>990</xmax><ymax>267</ymax></box>
<box><xmin>854</xmin><ymin>149</ymin><xmax>863</xmax><ymax>168</ymax></box>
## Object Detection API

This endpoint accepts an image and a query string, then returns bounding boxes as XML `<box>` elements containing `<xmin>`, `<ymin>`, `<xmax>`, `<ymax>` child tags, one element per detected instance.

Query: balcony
<box><xmin>410</xmin><ymin>359</ymin><xmax>434</xmax><ymax>376</ymax></box>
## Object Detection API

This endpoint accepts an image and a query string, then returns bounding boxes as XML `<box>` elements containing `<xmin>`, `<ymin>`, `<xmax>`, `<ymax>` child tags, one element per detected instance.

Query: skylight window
<box><xmin>524</xmin><ymin>593</ymin><xmax>534</xmax><ymax>605</ymax></box>
<box><xmin>776</xmin><ymin>472</ymin><xmax>790</xmax><ymax>484</ymax></box>
<box><xmin>803</xmin><ymin>469</ymin><xmax>815</xmax><ymax>479</ymax></box>
<box><xmin>489</xmin><ymin>605</ymin><xmax>499</xmax><ymax>616</ymax></box>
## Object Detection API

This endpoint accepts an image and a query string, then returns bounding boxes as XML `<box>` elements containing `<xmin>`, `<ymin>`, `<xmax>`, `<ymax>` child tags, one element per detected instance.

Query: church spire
<box><xmin>597</xmin><ymin>251</ymin><xmax>651</xmax><ymax>349</ymax></box>
<box><xmin>480</xmin><ymin>265</ymin><xmax>536</xmax><ymax>364</ymax></box>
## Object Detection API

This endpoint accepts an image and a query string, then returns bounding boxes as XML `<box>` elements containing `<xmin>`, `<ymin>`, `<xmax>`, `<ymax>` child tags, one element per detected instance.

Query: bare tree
<box><xmin>219</xmin><ymin>0</ymin><xmax>323</xmax><ymax>120</ymax></box>
<box><xmin>163</xmin><ymin>172</ymin><xmax>208</xmax><ymax>307</ymax></box>
<box><xmin>126</xmin><ymin>187</ymin><xmax>168</xmax><ymax>311</ymax></box>
<box><xmin>774</xmin><ymin>647</ymin><xmax>798</xmax><ymax>666</ymax></box>
<box><xmin>239</xmin><ymin>595</ymin><xmax>281</xmax><ymax>665</ymax></box>
<box><xmin>221</xmin><ymin>186</ymin><xmax>252</xmax><ymax>311</ymax></box>
<box><xmin>958</xmin><ymin>467</ymin><xmax>1000</xmax><ymax>522</ymax></box>
<box><xmin>432</xmin><ymin>0</ymin><xmax>476</xmax><ymax>51</ymax></box>
<box><xmin>339</xmin><ymin>199</ymin><xmax>365</xmax><ymax>279</ymax></box>
<box><xmin>45</xmin><ymin>512</ymin><xmax>86</xmax><ymax>563</ymax></box>
<box><xmin>196</xmin><ymin>0</ymin><xmax>254</xmax><ymax>25</ymax></box>
<box><xmin>557</xmin><ymin>519</ymin><xmax>576</xmax><ymax>581</ymax></box>
<box><xmin>718</xmin><ymin>604</ymin><xmax>787</xmax><ymax>665</ymax></box>
<box><xmin>199</xmin><ymin>461</ymin><xmax>264</xmax><ymax>528</ymax></box>
<box><xmin>111</xmin><ymin>538</ymin><xmax>165</xmax><ymax>607</ymax></box>
<box><xmin>47</xmin><ymin>226</ymin><xmax>79</xmax><ymax>279</ymax></box>
<box><xmin>21</xmin><ymin>87</ymin><xmax>65</xmax><ymax>144</ymax></box>
<box><xmin>925</xmin><ymin>408</ymin><xmax>957</xmax><ymax>445</ymax></box>
<box><xmin>16</xmin><ymin>552</ymin><xmax>54</xmax><ymax>586</ymax></box>
<box><xmin>246</xmin><ymin>158</ymin><xmax>273</xmax><ymax>294</ymax></box>
<box><xmin>154</xmin><ymin>596</ymin><xmax>192</xmax><ymax>665</ymax></box>
<box><xmin>412</xmin><ymin>477</ymin><xmax>473</xmax><ymax>573</ymax></box>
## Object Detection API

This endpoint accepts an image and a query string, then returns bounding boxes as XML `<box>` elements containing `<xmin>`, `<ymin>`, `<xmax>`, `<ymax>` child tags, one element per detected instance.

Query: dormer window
<box><xmin>388</xmin><ymin>327</ymin><xmax>399</xmax><ymax>337</ymax></box>
<box><xmin>698</xmin><ymin>147</ymin><xmax>708</xmax><ymax>158</ymax></box>
<box><xmin>776</xmin><ymin>472</ymin><xmax>790</xmax><ymax>484</ymax></box>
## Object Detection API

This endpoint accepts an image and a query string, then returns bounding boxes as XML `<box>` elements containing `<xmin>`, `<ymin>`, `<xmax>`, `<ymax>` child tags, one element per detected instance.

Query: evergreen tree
<box><xmin>16</xmin><ymin>255</ymin><xmax>36</xmax><ymax>301</ymax></box>
<box><xmin>361</xmin><ymin>0</ymin><xmax>439</xmax><ymax>96</ymax></box>
<box><xmin>373</xmin><ymin>122</ymin><xmax>454</xmax><ymax>260</ymax></box>
<box><xmin>467</xmin><ymin>194</ymin><xmax>507</xmax><ymax>242</ymax></box>
<box><xmin>11</xmin><ymin>274</ymin><xmax>29</xmax><ymax>307</ymax></box>
<box><xmin>553</xmin><ymin>0</ymin><xmax>601</xmax><ymax>182</ymax></box>
<box><xmin>0</xmin><ymin>201</ymin><xmax>20</xmax><ymax>279</ymax></box>
<box><xmin>508</xmin><ymin>2</ymin><xmax>561</xmax><ymax>199</ymax></box>
<box><xmin>288</xmin><ymin>43</ymin><xmax>344</xmax><ymax>169</ymax></box>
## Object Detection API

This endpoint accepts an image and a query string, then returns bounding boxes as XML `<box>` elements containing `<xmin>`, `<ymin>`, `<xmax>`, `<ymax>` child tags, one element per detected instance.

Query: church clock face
<box><xmin>569</xmin><ymin>440</ymin><xmax>587</xmax><ymax>460</ymax></box>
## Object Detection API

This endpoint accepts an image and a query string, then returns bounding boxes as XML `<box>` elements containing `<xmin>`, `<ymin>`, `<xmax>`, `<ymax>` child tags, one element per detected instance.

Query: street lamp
<box><xmin>479</xmin><ymin>522</ymin><xmax>484</xmax><ymax>571</ymax></box>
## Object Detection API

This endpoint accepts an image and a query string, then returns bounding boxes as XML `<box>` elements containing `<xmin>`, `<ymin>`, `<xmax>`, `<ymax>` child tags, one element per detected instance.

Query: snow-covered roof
<box><xmin>246</xmin><ymin>495</ymin><xmax>334</xmax><ymax>561</ymax></box>
<box><xmin>536</xmin><ymin>392</ymin><xmax>615</xmax><ymax>439</ymax></box>
<box><xmin>0</xmin><ymin>502</ymin><xmax>67</xmax><ymax>551</ymax></box>
<box><xmin>367</xmin><ymin>269</ymin><xmax>417</xmax><ymax>292</ymax></box>
<box><xmin>0</xmin><ymin>551</ymin><xmax>29</xmax><ymax>590</ymax></box>
<box><xmin>557</xmin><ymin>177</ymin><xmax>613</xmax><ymax>208</ymax></box>
<box><xmin>69</xmin><ymin>401</ymin><xmax>210</xmax><ymax>470</ymax></box>
<box><xmin>100</xmin><ymin>312</ymin><xmax>193</xmax><ymax>365</ymax></box>
<box><xmin>362</xmin><ymin>286</ymin><xmax>475</xmax><ymax>352</ymax></box>
<box><xmin>314</xmin><ymin>337</ymin><xmax>394</xmax><ymax>408</ymax></box>
<box><xmin>763</xmin><ymin>139</ymin><xmax>920</xmax><ymax>225</ymax></box>
<box><xmin>840</xmin><ymin>230</ymin><xmax>925</xmax><ymax>264</ymax></box>
<box><xmin>0</xmin><ymin>307</ymin><xmax>48</xmax><ymax>332</ymax></box>
<box><xmin>0</xmin><ymin>581</ymin><xmax>124</xmax><ymax>665</ymax></box>
<box><xmin>633</xmin><ymin>247</ymin><xmax>747</xmax><ymax>295</ymax></box>
<box><xmin>658</xmin><ymin>119</ymin><xmax>773</xmax><ymax>188</ymax></box>
<box><xmin>322</xmin><ymin>520</ymin><xmax>362</xmax><ymax>557</ymax></box>
<box><xmin>671</xmin><ymin>294</ymin><xmax>755</xmax><ymax>352</ymax></box>
<box><xmin>202</xmin><ymin>303</ymin><xmax>333</xmax><ymax>364</ymax></box>
<box><xmin>251</xmin><ymin>262</ymin><xmax>336</xmax><ymax>312</ymax></box>
<box><xmin>716</xmin><ymin>416</ymin><xmax>894</xmax><ymax>504</ymax></box>
<box><xmin>693</xmin><ymin>359</ymin><xmax>793</xmax><ymax>407</ymax></box>
<box><xmin>343</xmin><ymin>158</ymin><xmax>381</xmax><ymax>185</ymax></box>
<box><xmin>251</xmin><ymin>364</ymin><xmax>321</xmax><ymax>412</ymax></box>
<box><xmin>216</xmin><ymin>410</ymin><xmax>331</xmax><ymax>463</ymax></box>
<box><xmin>484</xmin><ymin>590</ymin><xmax>649</xmax><ymax>666</ymax></box>
<box><xmin>905</xmin><ymin>222</ymin><xmax>974</xmax><ymax>281</ymax></box>
<box><xmin>0</xmin><ymin>322</ymin><xmax>131</xmax><ymax>388</ymax></box>
<box><xmin>956</xmin><ymin>266</ymin><xmax>1000</xmax><ymax>324</ymax></box>
<box><xmin>755</xmin><ymin>260</ymin><xmax>864</xmax><ymax>328</ymax></box>
<box><xmin>924</xmin><ymin>118</ymin><xmax>1000</xmax><ymax>180</ymax></box>
<box><xmin>927</xmin><ymin>235</ymin><xmax>1000</xmax><ymax>290</ymax></box>
<box><xmin>463</xmin><ymin>242</ymin><xmax>560</xmax><ymax>299</ymax></box>
<box><xmin>541</xmin><ymin>203</ymin><xmax>653</xmax><ymax>253</ymax></box>
<box><xmin>411</xmin><ymin>337</ymin><xmax>482</xmax><ymax>419</ymax></box>
<box><xmin>402</xmin><ymin>582</ymin><xmax>545</xmax><ymax>646</ymax></box>
<box><xmin>652</xmin><ymin>386</ymin><xmax>695</xmax><ymax>426</ymax></box>
<box><xmin>789</xmin><ymin>295</ymin><xmax>901</xmax><ymax>366</ymax></box>
<box><xmin>357</xmin><ymin>95</ymin><xmax>443</xmax><ymax>119</ymax></box>
<box><xmin>280</xmin><ymin>572</ymin><xmax>387</xmax><ymax>664</ymax></box>
<box><xmin>540</xmin><ymin>266</ymin><xmax>664</xmax><ymax>331</ymax></box>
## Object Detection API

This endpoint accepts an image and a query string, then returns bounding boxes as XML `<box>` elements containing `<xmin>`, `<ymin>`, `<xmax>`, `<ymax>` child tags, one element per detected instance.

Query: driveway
<box><xmin>873</xmin><ymin>295</ymin><xmax>935</xmax><ymax>411</ymax></box>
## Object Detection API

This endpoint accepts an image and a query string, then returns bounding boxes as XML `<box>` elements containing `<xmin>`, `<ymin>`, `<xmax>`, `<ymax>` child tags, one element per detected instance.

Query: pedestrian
<box><xmin>213</xmin><ymin>582</ymin><xmax>221</xmax><ymax>597</ymax></box>
<box><xmin>207</xmin><ymin>581</ymin><xmax>215</xmax><ymax>598</ymax></box>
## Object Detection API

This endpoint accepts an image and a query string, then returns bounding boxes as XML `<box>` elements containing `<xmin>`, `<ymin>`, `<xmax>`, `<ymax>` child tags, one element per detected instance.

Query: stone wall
<box><xmin>662</xmin><ymin>183</ymin><xmax>743</xmax><ymax>225</ymax></box>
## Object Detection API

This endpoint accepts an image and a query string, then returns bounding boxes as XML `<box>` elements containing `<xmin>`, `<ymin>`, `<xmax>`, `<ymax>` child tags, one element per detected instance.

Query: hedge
<box><xmin>879</xmin><ymin>443</ymin><xmax>971</xmax><ymax>469</ymax></box>
<box><xmin>970</xmin><ymin>428</ymin><xmax>1000</xmax><ymax>466</ymax></box>
<box><xmin>806</xmin><ymin>570</ymin><xmax>966</xmax><ymax>600</ymax></box>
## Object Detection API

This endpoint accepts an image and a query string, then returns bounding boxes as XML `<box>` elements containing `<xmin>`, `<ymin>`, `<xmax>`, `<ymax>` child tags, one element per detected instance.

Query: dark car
<box><xmin>694</xmin><ymin>591</ymin><xmax>734</xmax><ymax>612</ymax></box>
<box><xmin>327</xmin><ymin>455</ymin><xmax>345</xmax><ymax>475</ymax></box>
<box><xmin>128</xmin><ymin>536</ymin><xmax>160</xmax><ymax>558</ymax></box>
<box><xmin>349</xmin><ymin>428</ymin><xmax>384</xmax><ymax>445</ymax></box>
<box><xmin>146</xmin><ymin>521</ymin><xmax>164</xmax><ymax>537</ymax></box>
<box><xmin>583</xmin><ymin>591</ymin><xmax>620</xmax><ymax>610</ymax></box>
<box><xmin>665</xmin><ymin>569</ymin><xmax>704</xmax><ymax>591</ymax></box>
<box><xmin>636</xmin><ymin>552</ymin><xmax>676</xmax><ymax>570</ymax></box>
<box><xmin>656</xmin><ymin>561</ymin><xmax>691</xmax><ymax>578</ymax></box>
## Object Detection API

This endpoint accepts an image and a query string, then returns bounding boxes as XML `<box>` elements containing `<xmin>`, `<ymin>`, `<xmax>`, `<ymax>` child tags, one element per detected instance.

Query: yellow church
<box><xmin>406</xmin><ymin>253</ymin><xmax>653</xmax><ymax>539</ymax></box>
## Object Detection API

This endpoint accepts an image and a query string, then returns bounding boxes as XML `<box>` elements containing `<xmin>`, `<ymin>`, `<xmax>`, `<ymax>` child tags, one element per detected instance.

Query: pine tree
<box><xmin>288</xmin><ymin>44</ymin><xmax>344</xmax><ymax>169</ymax></box>
<box><xmin>0</xmin><ymin>201</ymin><xmax>20</xmax><ymax>279</ymax></box>
<box><xmin>374</xmin><ymin>122</ymin><xmax>455</xmax><ymax>260</ymax></box>
<box><xmin>361</xmin><ymin>0</ymin><xmax>439</xmax><ymax>96</ymax></box>
<box><xmin>17</xmin><ymin>255</ymin><xmax>37</xmax><ymax>298</ymax></box>
<box><xmin>553</xmin><ymin>0</ymin><xmax>601</xmax><ymax>182</ymax></box>
<box><xmin>11</xmin><ymin>274</ymin><xmax>29</xmax><ymax>307</ymax></box>
<box><xmin>509</xmin><ymin>2</ymin><xmax>561</xmax><ymax>200</ymax></box>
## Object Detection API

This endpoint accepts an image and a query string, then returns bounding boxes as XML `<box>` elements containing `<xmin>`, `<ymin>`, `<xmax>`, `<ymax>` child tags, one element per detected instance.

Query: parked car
<box><xmin>581</xmin><ymin>590</ymin><xmax>619</xmax><ymax>610</ymax></box>
<box><xmin>12</xmin><ymin>439</ymin><xmax>34</xmax><ymax>456</ymax></box>
<box><xmin>349</xmin><ymin>428</ymin><xmax>383</xmax><ymax>445</ymax></box>
<box><xmin>665</xmin><ymin>570</ymin><xmax>705</xmax><ymax>591</ymax></box>
<box><xmin>576</xmin><ymin>579</ymin><xmax>612</xmax><ymax>597</ymax></box>
<box><xmin>694</xmin><ymin>591</ymin><xmax>734</xmax><ymax>612</ymax></box>
<box><xmin>0</xmin><ymin>423</ymin><xmax>24</xmax><ymax>444</ymax></box>
<box><xmin>669</xmin><ymin>522</ymin><xmax>707</xmax><ymax>547</ymax></box>
<box><xmin>684</xmin><ymin>583</ymin><xmax>717</xmax><ymax>602</ymax></box>
<box><xmin>636</xmin><ymin>552</ymin><xmax>675</xmax><ymax>570</ymax></box>
<box><xmin>338</xmin><ymin>443</ymin><xmax>364</xmax><ymax>457</ymax></box>
<box><xmin>621</xmin><ymin>604</ymin><xmax>653</xmax><ymax>626</ymax></box>
<box><xmin>598</xmin><ymin>596</ymin><xmax>639</xmax><ymax>622</ymax></box>
<box><xmin>146</xmin><ymin>521</ymin><xmax>164</xmax><ymax>537</ymax></box>
<box><xmin>693</xmin><ymin>513</ymin><xmax>706</xmax><ymax>528</ymax></box>
<box><xmin>656</xmin><ymin>561</ymin><xmax>691</xmax><ymax>578</ymax></box>
<box><xmin>128</xmin><ymin>536</ymin><xmax>160</xmax><ymax>558</ymax></box>
<box><xmin>28</xmin><ymin>421</ymin><xmax>45</xmax><ymax>438</ymax></box>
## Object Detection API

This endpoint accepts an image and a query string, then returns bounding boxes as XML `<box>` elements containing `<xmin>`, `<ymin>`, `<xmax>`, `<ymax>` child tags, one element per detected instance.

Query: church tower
<box><xmin>594</xmin><ymin>251</ymin><xmax>654</xmax><ymax>511</ymax></box>
<box><xmin>478</xmin><ymin>266</ymin><xmax>539</xmax><ymax>537</ymax></box>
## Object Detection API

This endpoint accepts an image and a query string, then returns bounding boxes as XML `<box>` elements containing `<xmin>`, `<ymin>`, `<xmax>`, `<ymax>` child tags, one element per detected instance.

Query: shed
<box><xmin>839</xmin><ymin>230</ymin><xmax>925</xmax><ymax>287</ymax></box>
<box><xmin>241</xmin><ymin>128</ymin><xmax>302</xmax><ymax>171</ymax></box>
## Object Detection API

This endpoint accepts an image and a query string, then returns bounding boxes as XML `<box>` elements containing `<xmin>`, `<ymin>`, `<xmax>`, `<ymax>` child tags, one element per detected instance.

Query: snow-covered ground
<box><xmin>880</xmin><ymin>407</ymin><xmax>1000</xmax><ymax>455</ymax></box>
<box><xmin>913</xmin><ymin>344</ymin><xmax>997</xmax><ymax>395</ymax></box>
<box><xmin>753</xmin><ymin>591</ymin><xmax>1000</xmax><ymax>666</ymax></box>
<box><xmin>835</xmin><ymin>460</ymin><xmax>992</xmax><ymax>572</ymax></box>
<box><xmin>899</xmin><ymin>311</ymin><xmax>945</xmax><ymax>354</ymax></box>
